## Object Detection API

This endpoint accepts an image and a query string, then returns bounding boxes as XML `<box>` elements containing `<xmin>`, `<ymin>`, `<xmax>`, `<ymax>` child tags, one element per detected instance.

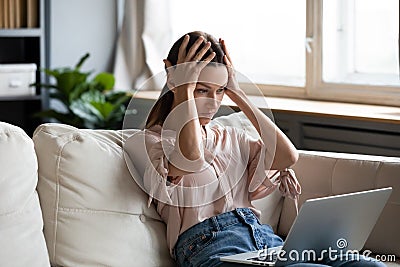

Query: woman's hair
<box><xmin>145</xmin><ymin>31</ymin><xmax>225</xmax><ymax>129</ymax></box>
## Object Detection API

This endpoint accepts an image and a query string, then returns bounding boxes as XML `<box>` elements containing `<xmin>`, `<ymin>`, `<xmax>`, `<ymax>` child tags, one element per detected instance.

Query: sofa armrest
<box><xmin>278</xmin><ymin>150</ymin><xmax>400</xmax><ymax>258</ymax></box>
<box><xmin>0</xmin><ymin>122</ymin><xmax>50</xmax><ymax>267</ymax></box>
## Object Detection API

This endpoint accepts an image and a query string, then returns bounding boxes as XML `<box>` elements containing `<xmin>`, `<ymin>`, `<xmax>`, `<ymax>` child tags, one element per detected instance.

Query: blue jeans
<box><xmin>173</xmin><ymin>208</ymin><xmax>386</xmax><ymax>267</ymax></box>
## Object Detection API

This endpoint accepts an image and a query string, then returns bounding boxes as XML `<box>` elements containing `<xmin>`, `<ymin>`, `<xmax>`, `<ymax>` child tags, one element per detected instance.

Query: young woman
<box><xmin>141</xmin><ymin>31</ymin><xmax>385</xmax><ymax>267</ymax></box>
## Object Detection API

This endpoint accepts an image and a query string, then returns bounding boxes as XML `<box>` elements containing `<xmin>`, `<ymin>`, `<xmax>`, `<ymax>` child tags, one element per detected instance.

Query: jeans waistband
<box><xmin>177</xmin><ymin>208</ymin><xmax>256</xmax><ymax>244</ymax></box>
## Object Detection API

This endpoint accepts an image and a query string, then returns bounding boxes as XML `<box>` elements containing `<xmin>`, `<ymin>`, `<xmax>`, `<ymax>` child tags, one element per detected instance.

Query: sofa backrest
<box><xmin>31</xmin><ymin>112</ymin><xmax>400</xmax><ymax>265</ymax></box>
<box><xmin>0</xmin><ymin>122</ymin><xmax>50</xmax><ymax>267</ymax></box>
<box><xmin>33</xmin><ymin>123</ymin><xmax>175</xmax><ymax>267</ymax></box>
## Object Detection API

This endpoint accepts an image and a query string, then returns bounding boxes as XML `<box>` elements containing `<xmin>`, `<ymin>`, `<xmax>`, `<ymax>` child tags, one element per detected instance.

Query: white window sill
<box><xmin>134</xmin><ymin>90</ymin><xmax>400</xmax><ymax>124</ymax></box>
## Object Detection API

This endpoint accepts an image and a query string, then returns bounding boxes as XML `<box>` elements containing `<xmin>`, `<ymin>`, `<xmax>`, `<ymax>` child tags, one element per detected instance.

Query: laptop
<box><xmin>220</xmin><ymin>187</ymin><xmax>392</xmax><ymax>266</ymax></box>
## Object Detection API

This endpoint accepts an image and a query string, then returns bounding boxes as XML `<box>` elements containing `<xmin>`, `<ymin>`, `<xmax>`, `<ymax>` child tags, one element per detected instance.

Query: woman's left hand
<box><xmin>219</xmin><ymin>38</ymin><xmax>243</xmax><ymax>99</ymax></box>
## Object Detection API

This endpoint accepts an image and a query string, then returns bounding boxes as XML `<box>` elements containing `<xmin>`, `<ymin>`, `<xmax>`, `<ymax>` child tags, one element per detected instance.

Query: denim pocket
<box><xmin>182</xmin><ymin>232</ymin><xmax>216</xmax><ymax>261</ymax></box>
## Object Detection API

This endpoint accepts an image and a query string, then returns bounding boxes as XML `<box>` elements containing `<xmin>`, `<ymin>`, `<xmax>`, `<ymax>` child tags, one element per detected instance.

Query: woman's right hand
<box><xmin>163</xmin><ymin>35</ymin><xmax>216</xmax><ymax>95</ymax></box>
<box><xmin>219</xmin><ymin>38</ymin><xmax>243</xmax><ymax>97</ymax></box>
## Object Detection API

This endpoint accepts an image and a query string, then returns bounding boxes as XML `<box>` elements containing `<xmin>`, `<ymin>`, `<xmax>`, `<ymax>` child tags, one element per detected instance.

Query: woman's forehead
<box><xmin>197</xmin><ymin>65</ymin><xmax>228</xmax><ymax>87</ymax></box>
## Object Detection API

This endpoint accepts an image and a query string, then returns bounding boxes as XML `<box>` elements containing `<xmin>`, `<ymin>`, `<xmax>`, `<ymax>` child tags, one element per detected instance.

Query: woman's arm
<box><xmin>220</xmin><ymin>39</ymin><xmax>298</xmax><ymax>170</ymax></box>
<box><xmin>162</xmin><ymin>35</ymin><xmax>215</xmax><ymax>176</ymax></box>
<box><xmin>227</xmin><ymin>90</ymin><xmax>298</xmax><ymax>170</ymax></box>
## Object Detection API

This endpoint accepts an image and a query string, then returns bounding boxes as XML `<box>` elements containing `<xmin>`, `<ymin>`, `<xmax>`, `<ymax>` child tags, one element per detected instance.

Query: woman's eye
<box><xmin>196</xmin><ymin>89</ymin><xmax>208</xmax><ymax>94</ymax></box>
<box><xmin>217</xmin><ymin>88</ymin><xmax>225</xmax><ymax>94</ymax></box>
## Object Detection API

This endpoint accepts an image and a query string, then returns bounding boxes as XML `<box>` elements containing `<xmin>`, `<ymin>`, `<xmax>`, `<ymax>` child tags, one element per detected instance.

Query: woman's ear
<box><xmin>163</xmin><ymin>59</ymin><xmax>173</xmax><ymax>68</ymax></box>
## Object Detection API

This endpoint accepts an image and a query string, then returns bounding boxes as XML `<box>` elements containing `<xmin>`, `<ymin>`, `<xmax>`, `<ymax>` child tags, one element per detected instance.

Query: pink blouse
<box><xmin>142</xmin><ymin>124</ymin><xmax>300</xmax><ymax>256</ymax></box>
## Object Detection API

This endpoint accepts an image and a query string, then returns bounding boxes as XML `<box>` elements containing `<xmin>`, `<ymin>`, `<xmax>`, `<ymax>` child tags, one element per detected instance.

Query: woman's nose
<box><xmin>208</xmin><ymin>91</ymin><xmax>219</xmax><ymax>100</ymax></box>
<box><xmin>205</xmin><ymin>96</ymin><xmax>219</xmax><ymax>109</ymax></box>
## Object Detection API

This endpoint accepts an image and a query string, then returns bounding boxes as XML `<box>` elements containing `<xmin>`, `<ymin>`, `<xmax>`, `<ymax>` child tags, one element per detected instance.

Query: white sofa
<box><xmin>0</xmin><ymin>115</ymin><xmax>399</xmax><ymax>266</ymax></box>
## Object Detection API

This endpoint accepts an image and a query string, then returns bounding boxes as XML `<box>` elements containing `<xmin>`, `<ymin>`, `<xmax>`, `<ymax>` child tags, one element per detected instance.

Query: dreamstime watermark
<box><xmin>257</xmin><ymin>238</ymin><xmax>397</xmax><ymax>263</ymax></box>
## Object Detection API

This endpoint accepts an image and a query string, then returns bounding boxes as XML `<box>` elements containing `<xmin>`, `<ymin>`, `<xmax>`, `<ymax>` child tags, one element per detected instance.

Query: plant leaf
<box><xmin>69</xmin><ymin>91</ymin><xmax>106</xmax><ymax>127</ymax></box>
<box><xmin>106</xmin><ymin>104</ymin><xmax>126</xmax><ymax>122</ymax></box>
<box><xmin>90</xmin><ymin>102</ymin><xmax>115</xmax><ymax>120</ymax></box>
<box><xmin>102</xmin><ymin>91</ymin><xmax>130</xmax><ymax>118</ymax></box>
<box><xmin>56</xmin><ymin>71</ymin><xmax>89</xmax><ymax>95</ymax></box>
<box><xmin>70</xmin><ymin>99</ymin><xmax>103</xmax><ymax>126</ymax></box>
<box><xmin>94</xmin><ymin>72</ymin><xmax>115</xmax><ymax>91</ymax></box>
<box><xmin>49</xmin><ymin>92</ymin><xmax>69</xmax><ymax>107</ymax></box>
<box><xmin>81</xmin><ymin>90</ymin><xmax>105</xmax><ymax>103</ymax></box>
<box><xmin>44</xmin><ymin>69</ymin><xmax>61</xmax><ymax>78</ymax></box>
<box><xmin>75</xmin><ymin>53</ymin><xmax>90</xmax><ymax>70</ymax></box>
<box><xmin>69</xmin><ymin>82</ymin><xmax>90</xmax><ymax>103</ymax></box>
<box><xmin>105</xmin><ymin>91</ymin><xmax>132</xmax><ymax>104</ymax></box>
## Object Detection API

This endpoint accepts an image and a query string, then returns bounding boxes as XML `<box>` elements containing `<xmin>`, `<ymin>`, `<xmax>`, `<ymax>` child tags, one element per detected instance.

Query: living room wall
<box><xmin>48</xmin><ymin>0</ymin><xmax>119</xmax><ymax>73</ymax></box>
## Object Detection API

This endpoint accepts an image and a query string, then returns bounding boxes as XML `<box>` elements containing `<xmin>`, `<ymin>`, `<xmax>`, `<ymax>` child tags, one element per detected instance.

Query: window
<box><xmin>323</xmin><ymin>0</ymin><xmax>399</xmax><ymax>86</ymax></box>
<box><xmin>168</xmin><ymin>0</ymin><xmax>400</xmax><ymax>106</ymax></box>
<box><xmin>169</xmin><ymin>0</ymin><xmax>306</xmax><ymax>87</ymax></box>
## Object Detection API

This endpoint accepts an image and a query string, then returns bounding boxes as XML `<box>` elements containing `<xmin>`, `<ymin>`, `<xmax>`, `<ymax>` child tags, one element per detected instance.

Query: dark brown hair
<box><xmin>145</xmin><ymin>31</ymin><xmax>225</xmax><ymax>129</ymax></box>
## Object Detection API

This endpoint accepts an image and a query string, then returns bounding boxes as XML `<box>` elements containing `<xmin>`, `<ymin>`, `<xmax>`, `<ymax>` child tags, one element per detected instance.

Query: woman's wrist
<box><xmin>174</xmin><ymin>84</ymin><xmax>195</xmax><ymax>102</ymax></box>
<box><xmin>227</xmin><ymin>88</ymin><xmax>251</xmax><ymax>108</ymax></box>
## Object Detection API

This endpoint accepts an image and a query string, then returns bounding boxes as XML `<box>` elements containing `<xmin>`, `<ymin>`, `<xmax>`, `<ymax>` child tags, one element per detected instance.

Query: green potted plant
<box><xmin>35</xmin><ymin>53</ymin><xmax>132</xmax><ymax>129</ymax></box>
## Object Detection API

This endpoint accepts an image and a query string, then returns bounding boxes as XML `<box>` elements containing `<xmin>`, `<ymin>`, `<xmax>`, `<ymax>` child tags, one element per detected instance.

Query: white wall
<box><xmin>49</xmin><ymin>0</ymin><xmax>118</xmax><ymax>73</ymax></box>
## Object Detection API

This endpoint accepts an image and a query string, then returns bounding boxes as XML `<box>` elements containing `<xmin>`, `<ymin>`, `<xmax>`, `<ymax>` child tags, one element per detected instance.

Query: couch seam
<box><xmin>330</xmin><ymin>159</ymin><xmax>338</xmax><ymax>195</ymax></box>
<box><xmin>373</xmin><ymin>162</ymin><xmax>383</xmax><ymax>189</ymax></box>
<box><xmin>52</xmin><ymin>142</ymin><xmax>61</xmax><ymax>263</ymax></box>
<box><xmin>0</xmin><ymin>128</ymin><xmax>27</xmax><ymax>137</ymax></box>
<box><xmin>298</xmin><ymin>151</ymin><xmax>400</xmax><ymax>166</ymax></box>
<box><xmin>57</xmin><ymin>207</ymin><xmax>144</xmax><ymax>215</ymax></box>
<box><xmin>0</xmin><ymin>191</ymin><xmax>37</xmax><ymax>218</ymax></box>
<box><xmin>56</xmin><ymin>207</ymin><xmax>163</xmax><ymax>222</ymax></box>
<box><xmin>32</xmin><ymin>124</ymin><xmax>75</xmax><ymax>138</ymax></box>
<box><xmin>52</xmin><ymin>136</ymin><xmax>78</xmax><ymax>263</ymax></box>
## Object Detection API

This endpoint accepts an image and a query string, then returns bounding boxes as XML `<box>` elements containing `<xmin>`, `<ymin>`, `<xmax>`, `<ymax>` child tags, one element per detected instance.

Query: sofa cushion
<box><xmin>33</xmin><ymin>123</ymin><xmax>175</xmax><ymax>267</ymax></box>
<box><xmin>0</xmin><ymin>122</ymin><xmax>50</xmax><ymax>267</ymax></box>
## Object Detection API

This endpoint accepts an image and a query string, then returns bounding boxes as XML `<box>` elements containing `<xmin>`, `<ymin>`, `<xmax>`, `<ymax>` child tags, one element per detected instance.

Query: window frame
<box><xmin>242</xmin><ymin>0</ymin><xmax>400</xmax><ymax>107</ymax></box>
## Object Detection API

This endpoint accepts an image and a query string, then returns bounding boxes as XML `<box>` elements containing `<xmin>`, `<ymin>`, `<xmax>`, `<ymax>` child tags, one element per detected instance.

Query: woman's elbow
<box><xmin>282</xmin><ymin>141</ymin><xmax>299</xmax><ymax>167</ymax></box>
<box><xmin>287</xmin><ymin>149</ymin><xmax>299</xmax><ymax>167</ymax></box>
<box><xmin>269</xmin><ymin>148</ymin><xmax>299</xmax><ymax>170</ymax></box>
<box><xmin>184</xmin><ymin>150</ymin><xmax>203</xmax><ymax>162</ymax></box>
<box><xmin>179</xmin><ymin>151</ymin><xmax>208</xmax><ymax>172</ymax></box>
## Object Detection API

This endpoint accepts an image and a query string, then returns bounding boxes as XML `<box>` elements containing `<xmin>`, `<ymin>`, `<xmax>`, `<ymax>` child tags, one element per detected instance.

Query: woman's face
<box><xmin>194</xmin><ymin>65</ymin><xmax>228</xmax><ymax>125</ymax></box>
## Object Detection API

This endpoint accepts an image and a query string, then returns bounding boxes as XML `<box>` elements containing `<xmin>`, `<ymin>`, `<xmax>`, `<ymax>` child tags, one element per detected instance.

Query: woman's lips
<box><xmin>198</xmin><ymin>113</ymin><xmax>214</xmax><ymax>118</ymax></box>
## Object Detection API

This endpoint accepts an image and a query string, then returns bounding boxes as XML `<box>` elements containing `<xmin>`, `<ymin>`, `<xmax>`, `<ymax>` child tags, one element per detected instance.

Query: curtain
<box><xmin>113</xmin><ymin>0</ymin><xmax>172</xmax><ymax>91</ymax></box>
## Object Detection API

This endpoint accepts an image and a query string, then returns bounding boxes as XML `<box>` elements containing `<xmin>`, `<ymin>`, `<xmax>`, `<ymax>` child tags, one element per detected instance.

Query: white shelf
<box><xmin>0</xmin><ymin>28</ymin><xmax>43</xmax><ymax>37</ymax></box>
